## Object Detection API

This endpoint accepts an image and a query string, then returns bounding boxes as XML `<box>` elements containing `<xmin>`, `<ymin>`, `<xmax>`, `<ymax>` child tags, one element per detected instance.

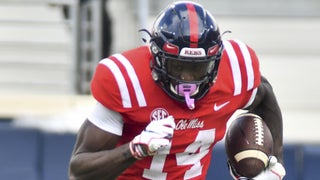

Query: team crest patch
<box><xmin>150</xmin><ymin>108</ymin><xmax>169</xmax><ymax>121</ymax></box>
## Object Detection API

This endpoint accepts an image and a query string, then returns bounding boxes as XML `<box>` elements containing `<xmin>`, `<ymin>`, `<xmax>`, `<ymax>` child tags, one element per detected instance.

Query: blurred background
<box><xmin>0</xmin><ymin>0</ymin><xmax>319</xmax><ymax>179</ymax></box>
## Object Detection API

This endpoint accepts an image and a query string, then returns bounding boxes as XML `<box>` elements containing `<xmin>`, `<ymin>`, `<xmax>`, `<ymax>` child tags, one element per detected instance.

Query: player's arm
<box><xmin>245</xmin><ymin>75</ymin><xmax>283</xmax><ymax>164</ymax></box>
<box><xmin>228</xmin><ymin>76</ymin><xmax>286</xmax><ymax>180</ymax></box>
<box><xmin>233</xmin><ymin>75</ymin><xmax>286</xmax><ymax>180</ymax></box>
<box><xmin>68</xmin><ymin>119</ymin><xmax>136</xmax><ymax>180</ymax></box>
<box><xmin>69</xmin><ymin>103</ymin><xmax>175</xmax><ymax>180</ymax></box>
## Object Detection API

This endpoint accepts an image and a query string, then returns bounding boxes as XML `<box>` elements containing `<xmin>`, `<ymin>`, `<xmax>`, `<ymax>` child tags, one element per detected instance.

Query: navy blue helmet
<box><xmin>149</xmin><ymin>1</ymin><xmax>223</xmax><ymax>109</ymax></box>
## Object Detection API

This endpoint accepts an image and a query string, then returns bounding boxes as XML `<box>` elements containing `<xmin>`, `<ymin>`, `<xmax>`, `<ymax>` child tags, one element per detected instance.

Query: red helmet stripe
<box><xmin>186</xmin><ymin>3</ymin><xmax>198</xmax><ymax>48</ymax></box>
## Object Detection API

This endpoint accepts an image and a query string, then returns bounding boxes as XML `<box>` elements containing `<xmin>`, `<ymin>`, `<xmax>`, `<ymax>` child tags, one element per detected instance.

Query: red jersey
<box><xmin>90</xmin><ymin>40</ymin><xmax>261</xmax><ymax>179</ymax></box>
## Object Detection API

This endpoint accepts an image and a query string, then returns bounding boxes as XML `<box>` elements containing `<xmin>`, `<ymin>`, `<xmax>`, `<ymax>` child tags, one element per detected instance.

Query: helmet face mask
<box><xmin>166</xmin><ymin>57</ymin><xmax>216</xmax><ymax>83</ymax></box>
<box><xmin>149</xmin><ymin>1</ymin><xmax>223</xmax><ymax>109</ymax></box>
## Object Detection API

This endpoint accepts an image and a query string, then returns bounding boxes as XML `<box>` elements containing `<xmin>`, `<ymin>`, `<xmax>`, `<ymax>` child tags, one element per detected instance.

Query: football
<box><xmin>225</xmin><ymin>113</ymin><xmax>273</xmax><ymax>178</ymax></box>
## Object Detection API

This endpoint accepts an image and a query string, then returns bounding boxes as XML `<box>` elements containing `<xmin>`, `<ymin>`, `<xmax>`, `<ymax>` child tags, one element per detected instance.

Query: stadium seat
<box><xmin>41</xmin><ymin>133</ymin><xmax>76</xmax><ymax>180</ymax></box>
<box><xmin>283</xmin><ymin>144</ymin><xmax>303</xmax><ymax>180</ymax></box>
<box><xmin>0</xmin><ymin>119</ymin><xmax>14</xmax><ymax>128</ymax></box>
<box><xmin>206</xmin><ymin>143</ymin><xmax>230</xmax><ymax>179</ymax></box>
<box><xmin>0</xmin><ymin>127</ymin><xmax>41</xmax><ymax>180</ymax></box>
<box><xmin>301</xmin><ymin>145</ymin><xmax>320</xmax><ymax>180</ymax></box>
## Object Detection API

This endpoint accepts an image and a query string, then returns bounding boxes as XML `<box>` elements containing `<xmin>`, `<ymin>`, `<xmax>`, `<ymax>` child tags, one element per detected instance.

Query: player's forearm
<box><xmin>263</xmin><ymin>105</ymin><xmax>284</xmax><ymax>164</ymax></box>
<box><xmin>251</xmin><ymin>104</ymin><xmax>284</xmax><ymax>164</ymax></box>
<box><xmin>249</xmin><ymin>78</ymin><xmax>284</xmax><ymax>164</ymax></box>
<box><xmin>69</xmin><ymin>143</ymin><xmax>136</xmax><ymax>180</ymax></box>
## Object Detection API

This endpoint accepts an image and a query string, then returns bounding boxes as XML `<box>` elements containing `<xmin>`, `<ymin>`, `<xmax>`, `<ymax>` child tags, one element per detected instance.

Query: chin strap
<box><xmin>175</xmin><ymin>84</ymin><xmax>197</xmax><ymax>110</ymax></box>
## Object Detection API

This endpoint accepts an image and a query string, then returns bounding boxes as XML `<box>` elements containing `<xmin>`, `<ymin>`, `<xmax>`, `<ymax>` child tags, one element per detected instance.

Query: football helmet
<box><xmin>149</xmin><ymin>1</ymin><xmax>223</xmax><ymax>109</ymax></box>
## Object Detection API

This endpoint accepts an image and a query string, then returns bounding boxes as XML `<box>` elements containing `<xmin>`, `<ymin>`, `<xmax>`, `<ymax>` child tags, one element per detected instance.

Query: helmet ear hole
<box><xmin>151</xmin><ymin>43</ymin><xmax>159</xmax><ymax>55</ymax></box>
<box><xmin>151</xmin><ymin>70</ymin><xmax>160</xmax><ymax>82</ymax></box>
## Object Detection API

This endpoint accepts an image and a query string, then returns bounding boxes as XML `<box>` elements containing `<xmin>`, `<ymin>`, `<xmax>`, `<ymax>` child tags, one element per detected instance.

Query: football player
<box><xmin>69</xmin><ymin>1</ymin><xmax>286</xmax><ymax>179</ymax></box>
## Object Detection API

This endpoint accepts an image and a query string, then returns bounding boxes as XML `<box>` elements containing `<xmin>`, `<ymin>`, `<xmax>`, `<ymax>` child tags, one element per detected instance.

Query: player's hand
<box><xmin>228</xmin><ymin>156</ymin><xmax>286</xmax><ymax>180</ymax></box>
<box><xmin>251</xmin><ymin>156</ymin><xmax>286</xmax><ymax>180</ymax></box>
<box><xmin>129</xmin><ymin>116</ymin><xmax>175</xmax><ymax>159</ymax></box>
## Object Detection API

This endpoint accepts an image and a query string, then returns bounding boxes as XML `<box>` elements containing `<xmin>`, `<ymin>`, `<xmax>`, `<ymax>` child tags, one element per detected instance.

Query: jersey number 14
<box><xmin>143</xmin><ymin>129</ymin><xmax>216</xmax><ymax>179</ymax></box>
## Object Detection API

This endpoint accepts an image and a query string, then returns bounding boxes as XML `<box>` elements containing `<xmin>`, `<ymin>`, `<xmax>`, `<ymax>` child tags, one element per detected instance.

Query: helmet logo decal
<box><xmin>163</xmin><ymin>43</ymin><xmax>179</xmax><ymax>55</ymax></box>
<box><xmin>180</xmin><ymin>47</ymin><xmax>205</xmax><ymax>57</ymax></box>
<box><xmin>208</xmin><ymin>45</ymin><xmax>220</xmax><ymax>56</ymax></box>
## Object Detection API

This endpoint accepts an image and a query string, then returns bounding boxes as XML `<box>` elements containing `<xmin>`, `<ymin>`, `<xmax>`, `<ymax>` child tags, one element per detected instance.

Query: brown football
<box><xmin>225</xmin><ymin>113</ymin><xmax>273</xmax><ymax>178</ymax></box>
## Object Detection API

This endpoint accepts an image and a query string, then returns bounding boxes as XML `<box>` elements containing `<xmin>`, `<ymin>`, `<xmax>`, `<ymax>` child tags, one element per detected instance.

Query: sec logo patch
<box><xmin>150</xmin><ymin>108</ymin><xmax>169</xmax><ymax>121</ymax></box>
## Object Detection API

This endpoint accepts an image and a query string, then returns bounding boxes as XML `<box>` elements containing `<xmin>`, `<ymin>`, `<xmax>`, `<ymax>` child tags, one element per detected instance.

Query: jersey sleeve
<box><xmin>245</xmin><ymin>42</ymin><xmax>261</xmax><ymax>90</ymax></box>
<box><xmin>90</xmin><ymin>48</ymin><xmax>149</xmax><ymax>113</ymax></box>
<box><xmin>90</xmin><ymin>58</ymin><xmax>126</xmax><ymax>112</ymax></box>
<box><xmin>87</xmin><ymin>102</ymin><xmax>124</xmax><ymax>135</ymax></box>
<box><xmin>222</xmin><ymin>40</ymin><xmax>261</xmax><ymax>107</ymax></box>
<box><xmin>241</xmin><ymin>42</ymin><xmax>261</xmax><ymax>108</ymax></box>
